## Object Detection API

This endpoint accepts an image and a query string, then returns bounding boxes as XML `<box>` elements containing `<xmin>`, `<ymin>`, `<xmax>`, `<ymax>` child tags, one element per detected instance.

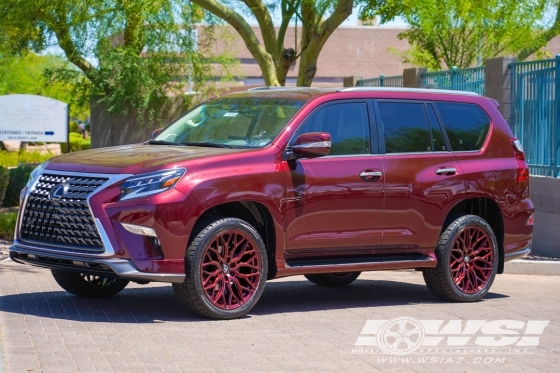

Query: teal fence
<box><xmin>356</xmin><ymin>74</ymin><xmax>403</xmax><ymax>87</ymax></box>
<box><xmin>421</xmin><ymin>66</ymin><xmax>485</xmax><ymax>95</ymax></box>
<box><xmin>510</xmin><ymin>56</ymin><xmax>559</xmax><ymax>177</ymax></box>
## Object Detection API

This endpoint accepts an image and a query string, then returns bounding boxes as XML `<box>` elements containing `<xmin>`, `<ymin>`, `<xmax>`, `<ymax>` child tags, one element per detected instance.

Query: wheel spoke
<box><xmin>199</xmin><ymin>228</ymin><xmax>262</xmax><ymax>311</ymax></box>
<box><xmin>449</xmin><ymin>224</ymin><xmax>495</xmax><ymax>294</ymax></box>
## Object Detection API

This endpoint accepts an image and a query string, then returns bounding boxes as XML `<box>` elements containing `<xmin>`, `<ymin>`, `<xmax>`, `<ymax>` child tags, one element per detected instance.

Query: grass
<box><xmin>0</xmin><ymin>210</ymin><xmax>17</xmax><ymax>241</ymax></box>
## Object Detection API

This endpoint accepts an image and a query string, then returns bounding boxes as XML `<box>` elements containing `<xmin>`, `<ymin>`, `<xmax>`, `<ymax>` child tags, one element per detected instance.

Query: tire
<box><xmin>173</xmin><ymin>217</ymin><xmax>268</xmax><ymax>320</ymax></box>
<box><xmin>51</xmin><ymin>270</ymin><xmax>129</xmax><ymax>298</ymax></box>
<box><xmin>304</xmin><ymin>272</ymin><xmax>361</xmax><ymax>287</ymax></box>
<box><xmin>423</xmin><ymin>214</ymin><xmax>498</xmax><ymax>302</ymax></box>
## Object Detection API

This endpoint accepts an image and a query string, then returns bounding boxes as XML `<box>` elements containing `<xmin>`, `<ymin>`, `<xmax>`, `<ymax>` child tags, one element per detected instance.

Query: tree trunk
<box><xmin>276</xmin><ymin>48</ymin><xmax>296</xmax><ymax>86</ymax></box>
<box><xmin>297</xmin><ymin>46</ymin><xmax>320</xmax><ymax>87</ymax></box>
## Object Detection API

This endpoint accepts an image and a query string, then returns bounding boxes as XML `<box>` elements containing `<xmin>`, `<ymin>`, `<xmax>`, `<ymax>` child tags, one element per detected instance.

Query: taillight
<box><xmin>526</xmin><ymin>213</ymin><xmax>534</xmax><ymax>226</ymax></box>
<box><xmin>512</xmin><ymin>139</ymin><xmax>525</xmax><ymax>160</ymax></box>
<box><xmin>511</xmin><ymin>138</ymin><xmax>529</xmax><ymax>182</ymax></box>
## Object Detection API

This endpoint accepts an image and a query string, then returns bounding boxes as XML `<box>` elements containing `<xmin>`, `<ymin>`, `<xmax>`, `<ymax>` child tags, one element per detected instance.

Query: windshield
<box><xmin>153</xmin><ymin>97</ymin><xmax>305</xmax><ymax>148</ymax></box>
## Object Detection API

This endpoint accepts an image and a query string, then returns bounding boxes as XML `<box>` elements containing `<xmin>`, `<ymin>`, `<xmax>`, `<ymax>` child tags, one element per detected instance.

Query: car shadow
<box><xmin>0</xmin><ymin>277</ymin><xmax>508</xmax><ymax>323</ymax></box>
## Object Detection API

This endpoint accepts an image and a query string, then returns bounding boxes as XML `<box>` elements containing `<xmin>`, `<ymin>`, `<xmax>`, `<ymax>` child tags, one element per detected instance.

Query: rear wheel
<box><xmin>304</xmin><ymin>272</ymin><xmax>361</xmax><ymax>287</ymax></box>
<box><xmin>423</xmin><ymin>215</ymin><xmax>498</xmax><ymax>302</ymax></box>
<box><xmin>51</xmin><ymin>270</ymin><xmax>129</xmax><ymax>298</ymax></box>
<box><xmin>173</xmin><ymin>217</ymin><xmax>268</xmax><ymax>320</ymax></box>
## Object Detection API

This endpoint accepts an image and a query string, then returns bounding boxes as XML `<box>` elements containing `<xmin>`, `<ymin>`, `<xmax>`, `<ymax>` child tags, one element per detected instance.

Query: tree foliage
<box><xmin>0</xmin><ymin>52</ymin><xmax>89</xmax><ymax>119</ymax></box>
<box><xmin>191</xmin><ymin>0</ymin><xmax>354</xmax><ymax>86</ymax></box>
<box><xmin>361</xmin><ymin>0</ymin><xmax>547</xmax><ymax>69</ymax></box>
<box><xmin>0</xmin><ymin>0</ymin><xmax>236</xmax><ymax>116</ymax></box>
<box><xmin>518</xmin><ymin>1</ymin><xmax>560</xmax><ymax>60</ymax></box>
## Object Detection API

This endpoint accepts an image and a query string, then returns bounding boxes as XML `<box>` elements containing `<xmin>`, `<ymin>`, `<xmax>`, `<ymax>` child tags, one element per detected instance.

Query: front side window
<box><xmin>435</xmin><ymin>102</ymin><xmax>491</xmax><ymax>151</ymax></box>
<box><xmin>154</xmin><ymin>97</ymin><xmax>304</xmax><ymax>148</ymax></box>
<box><xmin>294</xmin><ymin>102</ymin><xmax>370</xmax><ymax>155</ymax></box>
<box><xmin>379</xmin><ymin>102</ymin><xmax>432</xmax><ymax>153</ymax></box>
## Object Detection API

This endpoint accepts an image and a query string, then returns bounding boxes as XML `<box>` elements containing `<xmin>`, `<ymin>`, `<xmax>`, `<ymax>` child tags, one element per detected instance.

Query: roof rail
<box><xmin>338</xmin><ymin>87</ymin><xmax>479</xmax><ymax>96</ymax></box>
<box><xmin>246</xmin><ymin>86</ymin><xmax>335</xmax><ymax>92</ymax></box>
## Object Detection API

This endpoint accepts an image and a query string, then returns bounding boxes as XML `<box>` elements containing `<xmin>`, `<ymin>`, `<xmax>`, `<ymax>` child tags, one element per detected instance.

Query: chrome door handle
<box><xmin>359</xmin><ymin>170</ymin><xmax>382</xmax><ymax>181</ymax></box>
<box><xmin>435</xmin><ymin>167</ymin><xmax>457</xmax><ymax>175</ymax></box>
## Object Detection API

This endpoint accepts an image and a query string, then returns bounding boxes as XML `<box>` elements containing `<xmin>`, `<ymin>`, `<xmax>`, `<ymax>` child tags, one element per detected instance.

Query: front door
<box><xmin>284</xmin><ymin>101</ymin><xmax>384</xmax><ymax>260</ymax></box>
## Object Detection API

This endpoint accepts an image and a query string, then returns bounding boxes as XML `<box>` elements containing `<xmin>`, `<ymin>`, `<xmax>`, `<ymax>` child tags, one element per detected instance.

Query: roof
<box><xmin>218</xmin><ymin>86</ymin><xmax>480</xmax><ymax>101</ymax></box>
<box><xmin>218</xmin><ymin>87</ymin><xmax>337</xmax><ymax>101</ymax></box>
<box><xmin>338</xmin><ymin>87</ymin><xmax>479</xmax><ymax>96</ymax></box>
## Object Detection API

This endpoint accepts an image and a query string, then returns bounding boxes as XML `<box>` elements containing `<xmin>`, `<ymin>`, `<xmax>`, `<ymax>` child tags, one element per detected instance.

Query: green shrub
<box><xmin>69</xmin><ymin>121</ymin><xmax>79</xmax><ymax>133</ymax></box>
<box><xmin>0</xmin><ymin>211</ymin><xmax>17</xmax><ymax>240</ymax></box>
<box><xmin>61</xmin><ymin>132</ymin><xmax>90</xmax><ymax>152</ymax></box>
<box><xmin>0</xmin><ymin>151</ymin><xmax>18</xmax><ymax>168</ymax></box>
<box><xmin>2</xmin><ymin>166</ymin><xmax>34</xmax><ymax>207</ymax></box>
<box><xmin>0</xmin><ymin>150</ymin><xmax>53</xmax><ymax>168</ymax></box>
<box><xmin>0</xmin><ymin>166</ymin><xmax>9</xmax><ymax>206</ymax></box>
<box><xmin>81</xmin><ymin>137</ymin><xmax>91</xmax><ymax>150</ymax></box>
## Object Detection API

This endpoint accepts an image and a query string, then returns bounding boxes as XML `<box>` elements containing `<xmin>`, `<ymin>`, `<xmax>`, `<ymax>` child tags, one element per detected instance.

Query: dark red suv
<box><xmin>10</xmin><ymin>87</ymin><xmax>533</xmax><ymax>319</ymax></box>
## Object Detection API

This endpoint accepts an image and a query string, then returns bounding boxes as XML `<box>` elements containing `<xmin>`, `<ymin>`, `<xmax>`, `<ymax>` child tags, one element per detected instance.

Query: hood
<box><xmin>46</xmin><ymin>144</ymin><xmax>246</xmax><ymax>174</ymax></box>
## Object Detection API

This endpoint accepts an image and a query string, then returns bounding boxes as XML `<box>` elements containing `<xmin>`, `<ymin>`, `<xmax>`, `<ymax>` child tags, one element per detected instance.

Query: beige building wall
<box><xmin>210</xmin><ymin>26</ymin><xmax>412</xmax><ymax>86</ymax></box>
<box><xmin>208</xmin><ymin>26</ymin><xmax>560</xmax><ymax>87</ymax></box>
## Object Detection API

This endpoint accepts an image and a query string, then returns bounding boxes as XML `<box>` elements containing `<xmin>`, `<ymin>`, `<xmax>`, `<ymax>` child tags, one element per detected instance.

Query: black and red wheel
<box><xmin>51</xmin><ymin>270</ymin><xmax>129</xmax><ymax>298</ymax></box>
<box><xmin>173</xmin><ymin>217</ymin><xmax>268</xmax><ymax>319</ymax></box>
<box><xmin>423</xmin><ymin>215</ymin><xmax>498</xmax><ymax>302</ymax></box>
<box><xmin>304</xmin><ymin>272</ymin><xmax>361</xmax><ymax>287</ymax></box>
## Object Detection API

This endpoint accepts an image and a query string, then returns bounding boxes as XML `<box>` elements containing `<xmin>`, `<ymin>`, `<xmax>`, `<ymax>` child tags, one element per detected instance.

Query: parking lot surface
<box><xmin>0</xmin><ymin>259</ymin><xmax>558</xmax><ymax>373</ymax></box>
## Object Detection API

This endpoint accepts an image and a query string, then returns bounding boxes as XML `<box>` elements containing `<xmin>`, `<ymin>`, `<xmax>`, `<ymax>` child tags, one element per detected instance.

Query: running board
<box><xmin>279</xmin><ymin>254</ymin><xmax>436</xmax><ymax>277</ymax></box>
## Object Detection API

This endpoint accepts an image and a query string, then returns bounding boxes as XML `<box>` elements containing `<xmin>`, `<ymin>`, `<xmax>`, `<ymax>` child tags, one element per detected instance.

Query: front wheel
<box><xmin>173</xmin><ymin>217</ymin><xmax>268</xmax><ymax>320</ymax></box>
<box><xmin>51</xmin><ymin>270</ymin><xmax>129</xmax><ymax>298</ymax></box>
<box><xmin>304</xmin><ymin>272</ymin><xmax>361</xmax><ymax>287</ymax></box>
<box><xmin>423</xmin><ymin>215</ymin><xmax>498</xmax><ymax>302</ymax></box>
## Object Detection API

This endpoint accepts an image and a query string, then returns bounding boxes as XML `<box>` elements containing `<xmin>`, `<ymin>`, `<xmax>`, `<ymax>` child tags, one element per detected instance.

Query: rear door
<box><xmin>376</xmin><ymin>100</ymin><xmax>464</xmax><ymax>252</ymax></box>
<box><xmin>284</xmin><ymin>100</ymin><xmax>385</xmax><ymax>260</ymax></box>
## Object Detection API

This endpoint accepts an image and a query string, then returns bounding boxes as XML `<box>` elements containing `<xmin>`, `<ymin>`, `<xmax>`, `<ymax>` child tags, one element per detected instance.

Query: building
<box><xmin>212</xmin><ymin>26</ymin><xmax>411</xmax><ymax>87</ymax></box>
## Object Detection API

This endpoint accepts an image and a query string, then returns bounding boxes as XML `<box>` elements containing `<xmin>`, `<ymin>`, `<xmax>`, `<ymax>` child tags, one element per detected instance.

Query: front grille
<box><xmin>20</xmin><ymin>173</ymin><xmax>109</xmax><ymax>253</ymax></box>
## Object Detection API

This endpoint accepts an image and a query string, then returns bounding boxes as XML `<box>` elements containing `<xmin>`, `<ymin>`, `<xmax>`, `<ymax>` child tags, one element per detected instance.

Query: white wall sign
<box><xmin>0</xmin><ymin>94</ymin><xmax>68</xmax><ymax>143</ymax></box>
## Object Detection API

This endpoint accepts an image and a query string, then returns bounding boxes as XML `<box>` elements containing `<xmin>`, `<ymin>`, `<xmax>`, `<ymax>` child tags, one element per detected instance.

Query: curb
<box><xmin>504</xmin><ymin>260</ymin><xmax>560</xmax><ymax>276</ymax></box>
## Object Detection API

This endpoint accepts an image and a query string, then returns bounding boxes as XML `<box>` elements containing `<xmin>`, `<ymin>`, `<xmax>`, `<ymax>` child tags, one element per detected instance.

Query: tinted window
<box><xmin>426</xmin><ymin>104</ymin><xmax>447</xmax><ymax>151</ymax></box>
<box><xmin>435</xmin><ymin>102</ymin><xmax>491</xmax><ymax>151</ymax></box>
<box><xmin>379</xmin><ymin>102</ymin><xmax>431</xmax><ymax>153</ymax></box>
<box><xmin>296</xmin><ymin>102</ymin><xmax>370</xmax><ymax>155</ymax></box>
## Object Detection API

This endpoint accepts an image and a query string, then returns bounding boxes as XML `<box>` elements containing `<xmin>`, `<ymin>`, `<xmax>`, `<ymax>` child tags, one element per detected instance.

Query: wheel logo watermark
<box><xmin>352</xmin><ymin>317</ymin><xmax>550</xmax><ymax>363</ymax></box>
<box><xmin>376</xmin><ymin>317</ymin><xmax>425</xmax><ymax>355</ymax></box>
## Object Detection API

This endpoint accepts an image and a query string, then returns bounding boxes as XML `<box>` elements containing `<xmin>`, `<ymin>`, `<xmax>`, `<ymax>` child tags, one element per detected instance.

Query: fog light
<box><xmin>121</xmin><ymin>222</ymin><xmax>158</xmax><ymax>237</ymax></box>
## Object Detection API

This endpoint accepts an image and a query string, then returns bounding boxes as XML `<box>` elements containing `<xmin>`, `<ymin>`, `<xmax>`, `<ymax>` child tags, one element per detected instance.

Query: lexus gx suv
<box><xmin>10</xmin><ymin>87</ymin><xmax>533</xmax><ymax>319</ymax></box>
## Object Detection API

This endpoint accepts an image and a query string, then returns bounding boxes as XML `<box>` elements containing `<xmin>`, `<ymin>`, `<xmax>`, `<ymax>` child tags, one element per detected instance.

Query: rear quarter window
<box><xmin>435</xmin><ymin>102</ymin><xmax>491</xmax><ymax>151</ymax></box>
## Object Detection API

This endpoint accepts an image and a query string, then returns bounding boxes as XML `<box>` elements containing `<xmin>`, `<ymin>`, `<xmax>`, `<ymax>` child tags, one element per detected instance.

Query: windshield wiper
<box><xmin>180</xmin><ymin>142</ymin><xmax>234</xmax><ymax>149</ymax></box>
<box><xmin>146</xmin><ymin>140</ymin><xmax>181</xmax><ymax>146</ymax></box>
<box><xmin>147</xmin><ymin>140</ymin><xmax>234</xmax><ymax>148</ymax></box>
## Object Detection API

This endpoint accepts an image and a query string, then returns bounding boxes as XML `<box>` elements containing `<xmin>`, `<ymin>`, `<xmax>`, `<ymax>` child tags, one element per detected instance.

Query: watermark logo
<box><xmin>376</xmin><ymin>317</ymin><xmax>425</xmax><ymax>355</ymax></box>
<box><xmin>354</xmin><ymin>317</ymin><xmax>550</xmax><ymax>356</ymax></box>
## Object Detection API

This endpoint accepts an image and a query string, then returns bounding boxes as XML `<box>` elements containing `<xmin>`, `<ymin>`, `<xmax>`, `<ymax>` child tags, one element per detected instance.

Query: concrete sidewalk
<box><xmin>1</xmin><ymin>261</ymin><xmax>559</xmax><ymax>373</ymax></box>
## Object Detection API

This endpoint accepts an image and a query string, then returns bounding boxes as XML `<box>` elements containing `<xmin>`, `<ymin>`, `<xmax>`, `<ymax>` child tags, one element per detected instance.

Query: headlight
<box><xmin>120</xmin><ymin>168</ymin><xmax>186</xmax><ymax>201</ymax></box>
<box><xmin>26</xmin><ymin>162</ymin><xmax>48</xmax><ymax>190</ymax></box>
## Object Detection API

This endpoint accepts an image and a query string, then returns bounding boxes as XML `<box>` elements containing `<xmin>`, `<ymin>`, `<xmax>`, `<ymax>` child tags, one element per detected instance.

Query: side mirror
<box><xmin>290</xmin><ymin>132</ymin><xmax>331</xmax><ymax>159</ymax></box>
<box><xmin>151</xmin><ymin>128</ymin><xmax>163</xmax><ymax>139</ymax></box>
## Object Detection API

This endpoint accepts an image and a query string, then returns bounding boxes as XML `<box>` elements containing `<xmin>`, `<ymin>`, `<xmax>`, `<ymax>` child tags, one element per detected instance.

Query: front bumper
<box><xmin>9</xmin><ymin>245</ymin><xmax>185</xmax><ymax>284</ymax></box>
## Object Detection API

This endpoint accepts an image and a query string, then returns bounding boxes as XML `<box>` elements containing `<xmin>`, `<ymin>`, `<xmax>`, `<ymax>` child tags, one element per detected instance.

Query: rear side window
<box><xmin>435</xmin><ymin>102</ymin><xmax>491</xmax><ymax>151</ymax></box>
<box><xmin>378</xmin><ymin>102</ymin><xmax>431</xmax><ymax>153</ymax></box>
